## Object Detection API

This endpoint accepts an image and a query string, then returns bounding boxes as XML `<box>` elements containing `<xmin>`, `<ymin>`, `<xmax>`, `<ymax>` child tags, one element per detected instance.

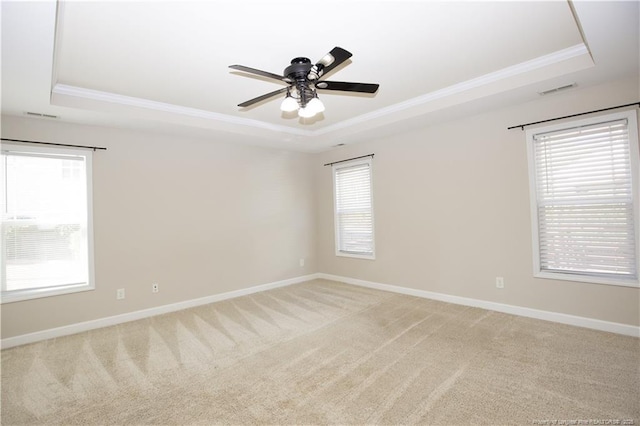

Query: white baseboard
<box><xmin>317</xmin><ymin>273</ymin><xmax>640</xmax><ymax>338</ymax></box>
<box><xmin>3</xmin><ymin>272</ymin><xmax>637</xmax><ymax>349</ymax></box>
<box><xmin>1</xmin><ymin>274</ymin><xmax>320</xmax><ymax>350</ymax></box>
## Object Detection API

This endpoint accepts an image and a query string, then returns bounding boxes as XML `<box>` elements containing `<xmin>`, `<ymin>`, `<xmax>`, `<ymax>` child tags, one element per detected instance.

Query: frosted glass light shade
<box><xmin>307</xmin><ymin>98</ymin><xmax>325</xmax><ymax>114</ymax></box>
<box><xmin>280</xmin><ymin>96</ymin><xmax>298</xmax><ymax>112</ymax></box>
<box><xmin>298</xmin><ymin>107</ymin><xmax>315</xmax><ymax>118</ymax></box>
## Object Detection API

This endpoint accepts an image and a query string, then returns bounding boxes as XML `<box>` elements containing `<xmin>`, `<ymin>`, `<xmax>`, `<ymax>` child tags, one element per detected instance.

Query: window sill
<box><xmin>534</xmin><ymin>270</ymin><xmax>639</xmax><ymax>288</ymax></box>
<box><xmin>336</xmin><ymin>251</ymin><xmax>376</xmax><ymax>260</ymax></box>
<box><xmin>1</xmin><ymin>283</ymin><xmax>94</xmax><ymax>304</ymax></box>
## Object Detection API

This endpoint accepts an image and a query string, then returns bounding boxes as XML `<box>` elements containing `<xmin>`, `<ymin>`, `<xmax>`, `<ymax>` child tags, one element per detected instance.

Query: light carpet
<box><xmin>1</xmin><ymin>279</ymin><xmax>638</xmax><ymax>425</ymax></box>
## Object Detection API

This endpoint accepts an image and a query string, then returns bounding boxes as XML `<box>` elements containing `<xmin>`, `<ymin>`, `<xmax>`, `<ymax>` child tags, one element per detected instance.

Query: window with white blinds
<box><xmin>526</xmin><ymin>110</ymin><xmax>639</xmax><ymax>287</ymax></box>
<box><xmin>333</xmin><ymin>159</ymin><xmax>375</xmax><ymax>259</ymax></box>
<box><xmin>1</xmin><ymin>143</ymin><xmax>94</xmax><ymax>302</ymax></box>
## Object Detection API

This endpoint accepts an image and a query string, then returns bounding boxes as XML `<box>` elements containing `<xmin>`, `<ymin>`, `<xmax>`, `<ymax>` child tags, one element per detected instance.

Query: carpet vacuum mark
<box><xmin>2</xmin><ymin>279</ymin><xmax>638</xmax><ymax>425</ymax></box>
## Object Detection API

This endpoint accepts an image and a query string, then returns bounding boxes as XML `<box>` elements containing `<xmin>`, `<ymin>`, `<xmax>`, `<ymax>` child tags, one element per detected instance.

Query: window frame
<box><xmin>332</xmin><ymin>158</ymin><xmax>376</xmax><ymax>260</ymax></box>
<box><xmin>525</xmin><ymin>110</ymin><xmax>640</xmax><ymax>288</ymax></box>
<box><xmin>1</xmin><ymin>142</ymin><xmax>96</xmax><ymax>303</ymax></box>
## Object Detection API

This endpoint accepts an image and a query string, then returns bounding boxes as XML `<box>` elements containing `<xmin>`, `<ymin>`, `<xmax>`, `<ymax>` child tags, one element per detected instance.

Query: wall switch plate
<box><xmin>152</xmin><ymin>283</ymin><xmax>159</xmax><ymax>293</ymax></box>
<box><xmin>496</xmin><ymin>277</ymin><xmax>505</xmax><ymax>289</ymax></box>
<box><xmin>117</xmin><ymin>288</ymin><xmax>125</xmax><ymax>299</ymax></box>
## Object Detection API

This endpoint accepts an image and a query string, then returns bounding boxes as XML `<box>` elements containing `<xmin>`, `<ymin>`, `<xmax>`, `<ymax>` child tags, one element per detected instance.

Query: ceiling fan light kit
<box><xmin>280</xmin><ymin>90</ymin><xmax>299</xmax><ymax>112</ymax></box>
<box><xmin>230</xmin><ymin>47</ymin><xmax>379</xmax><ymax>119</ymax></box>
<box><xmin>282</xmin><ymin>89</ymin><xmax>326</xmax><ymax>118</ymax></box>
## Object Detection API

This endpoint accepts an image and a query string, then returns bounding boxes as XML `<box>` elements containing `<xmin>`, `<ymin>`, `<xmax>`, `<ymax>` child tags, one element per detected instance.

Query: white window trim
<box><xmin>333</xmin><ymin>158</ymin><xmax>376</xmax><ymax>260</ymax></box>
<box><xmin>525</xmin><ymin>110</ymin><xmax>640</xmax><ymax>288</ymax></box>
<box><xmin>1</xmin><ymin>142</ymin><xmax>96</xmax><ymax>303</ymax></box>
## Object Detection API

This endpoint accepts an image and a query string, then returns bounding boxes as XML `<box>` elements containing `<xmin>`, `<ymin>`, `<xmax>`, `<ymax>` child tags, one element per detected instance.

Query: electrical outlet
<box><xmin>152</xmin><ymin>283</ymin><xmax>159</xmax><ymax>293</ymax></box>
<box><xmin>496</xmin><ymin>277</ymin><xmax>505</xmax><ymax>289</ymax></box>
<box><xmin>299</xmin><ymin>258</ymin><xmax>305</xmax><ymax>267</ymax></box>
<box><xmin>117</xmin><ymin>288</ymin><xmax>125</xmax><ymax>300</ymax></box>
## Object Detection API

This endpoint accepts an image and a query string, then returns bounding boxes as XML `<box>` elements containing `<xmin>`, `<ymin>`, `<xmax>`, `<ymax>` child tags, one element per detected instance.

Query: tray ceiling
<box><xmin>2</xmin><ymin>1</ymin><xmax>638</xmax><ymax>151</ymax></box>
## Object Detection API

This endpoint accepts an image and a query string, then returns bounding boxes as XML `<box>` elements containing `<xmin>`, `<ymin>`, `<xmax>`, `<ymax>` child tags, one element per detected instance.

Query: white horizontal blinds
<box><xmin>335</xmin><ymin>161</ymin><xmax>373</xmax><ymax>255</ymax></box>
<box><xmin>2</xmin><ymin>151</ymin><xmax>89</xmax><ymax>291</ymax></box>
<box><xmin>533</xmin><ymin>118</ymin><xmax>637</xmax><ymax>278</ymax></box>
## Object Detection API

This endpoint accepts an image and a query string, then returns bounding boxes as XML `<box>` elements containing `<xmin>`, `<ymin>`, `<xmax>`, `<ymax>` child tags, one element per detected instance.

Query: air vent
<box><xmin>538</xmin><ymin>83</ymin><xmax>577</xmax><ymax>96</ymax></box>
<box><xmin>24</xmin><ymin>111</ymin><xmax>59</xmax><ymax>119</ymax></box>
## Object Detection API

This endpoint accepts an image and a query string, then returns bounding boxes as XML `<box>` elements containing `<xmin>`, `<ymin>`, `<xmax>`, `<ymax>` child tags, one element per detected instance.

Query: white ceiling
<box><xmin>1</xmin><ymin>1</ymin><xmax>638</xmax><ymax>152</ymax></box>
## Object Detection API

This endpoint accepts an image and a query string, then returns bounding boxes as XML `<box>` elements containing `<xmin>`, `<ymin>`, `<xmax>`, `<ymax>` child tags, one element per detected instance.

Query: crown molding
<box><xmin>314</xmin><ymin>44</ymin><xmax>591</xmax><ymax>136</ymax></box>
<box><xmin>51</xmin><ymin>44</ymin><xmax>591</xmax><ymax>141</ymax></box>
<box><xmin>51</xmin><ymin>84</ymin><xmax>311</xmax><ymax>137</ymax></box>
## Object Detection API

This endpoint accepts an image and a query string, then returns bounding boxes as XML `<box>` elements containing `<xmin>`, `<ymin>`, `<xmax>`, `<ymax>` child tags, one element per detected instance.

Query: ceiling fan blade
<box><xmin>237</xmin><ymin>87</ymin><xmax>289</xmax><ymax>108</ymax></box>
<box><xmin>316</xmin><ymin>47</ymin><xmax>352</xmax><ymax>75</ymax></box>
<box><xmin>316</xmin><ymin>81</ymin><xmax>379</xmax><ymax>94</ymax></box>
<box><xmin>229</xmin><ymin>65</ymin><xmax>286</xmax><ymax>82</ymax></box>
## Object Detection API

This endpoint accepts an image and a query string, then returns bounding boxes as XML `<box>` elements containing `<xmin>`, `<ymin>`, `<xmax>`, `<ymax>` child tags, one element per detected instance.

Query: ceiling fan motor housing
<box><xmin>284</xmin><ymin>57</ymin><xmax>316</xmax><ymax>107</ymax></box>
<box><xmin>284</xmin><ymin>57</ymin><xmax>313</xmax><ymax>80</ymax></box>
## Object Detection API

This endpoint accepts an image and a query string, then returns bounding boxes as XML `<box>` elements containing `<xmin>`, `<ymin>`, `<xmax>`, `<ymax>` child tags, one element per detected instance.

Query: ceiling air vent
<box><xmin>24</xmin><ymin>111</ymin><xmax>59</xmax><ymax>119</ymax></box>
<box><xmin>538</xmin><ymin>83</ymin><xmax>577</xmax><ymax>96</ymax></box>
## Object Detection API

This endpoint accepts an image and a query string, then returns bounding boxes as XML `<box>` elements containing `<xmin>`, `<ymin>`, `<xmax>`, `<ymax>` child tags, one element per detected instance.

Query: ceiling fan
<box><xmin>229</xmin><ymin>47</ymin><xmax>379</xmax><ymax>118</ymax></box>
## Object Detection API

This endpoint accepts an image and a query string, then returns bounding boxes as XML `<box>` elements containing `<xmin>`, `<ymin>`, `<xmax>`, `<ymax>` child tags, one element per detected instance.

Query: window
<box><xmin>1</xmin><ymin>143</ymin><xmax>94</xmax><ymax>302</ymax></box>
<box><xmin>333</xmin><ymin>158</ymin><xmax>375</xmax><ymax>259</ymax></box>
<box><xmin>526</xmin><ymin>110</ymin><xmax>640</xmax><ymax>287</ymax></box>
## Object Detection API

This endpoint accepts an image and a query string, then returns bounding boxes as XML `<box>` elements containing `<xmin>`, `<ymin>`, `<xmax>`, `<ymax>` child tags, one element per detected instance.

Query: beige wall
<box><xmin>2</xmin><ymin>76</ymin><xmax>639</xmax><ymax>340</ymax></box>
<box><xmin>316</xmin><ymin>76</ymin><xmax>640</xmax><ymax>327</ymax></box>
<box><xmin>0</xmin><ymin>117</ymin><xmax>316</xmax><ymax>338</ymax></box>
